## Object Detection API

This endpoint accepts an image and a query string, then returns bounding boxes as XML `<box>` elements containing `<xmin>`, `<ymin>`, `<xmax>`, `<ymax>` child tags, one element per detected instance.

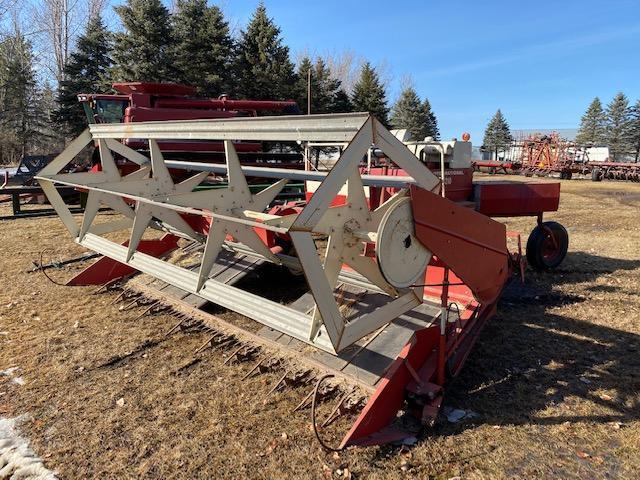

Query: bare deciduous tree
<box><xmin>322</xmin><ymin>49</ymin><xmax>361</xmax><ymax>94</ymax></box>
<box><xmin>0</xmin><ymin>0</ymin><xmax>18</xmax><ymax>39</ymax></box>
<box><xmin>87</xmin><ymin>0</ymin><xmax>107</xmax><ymax>19</ymax></box>
<box><xmin>0</xmin><ymin>0</ymin><xmax>16</xmax><ymax>20</ymax></box>
<box><xmin>321</xmin><ymin>49</ymin><xmax>393</xmax><ymax>95</ymax></box>
<box><xmin>35</xmin><ymin>0</ymin><xmax>83</xmax><ymax>84</ymax></box>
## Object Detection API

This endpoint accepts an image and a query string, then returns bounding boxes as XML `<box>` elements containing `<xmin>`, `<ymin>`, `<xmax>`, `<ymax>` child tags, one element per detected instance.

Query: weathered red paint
<box><xmin>474</xmin><ymin>180</ymin><xmax>560</xmax><ymax>217</ymax></box>
<box><xmin>411</xmin><ymin>185</ymin><xmax>509</xmax><ymax>305</ymax></box>
<box><xmin>66</xmin><ymin>234</ymin><xmax>179</xmax><ymax>286</ymax></box>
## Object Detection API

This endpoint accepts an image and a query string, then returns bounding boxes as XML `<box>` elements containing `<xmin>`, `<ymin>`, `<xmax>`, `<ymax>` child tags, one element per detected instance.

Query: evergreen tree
<box><xmin>295</xmin><ymin>56</ymin><xmax>315</xmax><ymax>113</ymax></box>
<box><xmin>483</xmin><ymin>109</ymin><xmax>512</xmax><ymax>159</ymax></box>
<box><xmin>575</xmin><ymin>97</ymin><xmax>607</xmax><ymax>145</ymax></box>
<box><xmin>0</xmin><ymin>33</ymin><xmax>39</xmax><ymax>164</ymax></box>
<box><xmin>56</xmin><ymin>14</ymin><xmax>112</xmax><ymax>137</ymax></box>
<box><xmin>295</xmin><ymin>57</ymin><xmax>350</xmax><ymax>114</ymax></box>
<box><xmin>234</xmin><ymin>3</ymin><xmax>296</xmax><ymax>101</ymax></box>
<box><xmin>172</xmin><ymin>0</ymin><xmax>233</xmax><ymax>96</ymax></box>
<box><xmin>330</xmin><ymin>88</ymin><xmax>353</xmax><ymax>113</ymax></box>
<box><xmin>32</xmin><ymin>81</ymin><xmax>62</xmax><ymax>154</ymax></box>
<box><xmin>29</xmin><ymin>81</ymin><xmax>64</xmax><ymax>155</ymax></box>
<box><xmin>422</xmin><ymin>98</ymin><xmax>439</xmax><ymax>140</ymax></box>
<box><xmin>112</xmin><ymin>0</ymin><xmax>173</xmax><ymax>83</ymax></box>
<box><xmin>629</xmin><ymin>99</ymin><xmax>640</xmax><ymax>162</ymax></box>
<box><xmin>351</xmin><ymin>62</ymin><xmax>388</xmax><ymax>124</ymax></box>
<box><xmin>606</xmin><ymin>92</ymin><xmax>632</xmax><ymax>160</ymax></box>
<box><xmin>390</xmin><ymin>87</ymin><xmax>439</xmax><ymax>140</ymax></box>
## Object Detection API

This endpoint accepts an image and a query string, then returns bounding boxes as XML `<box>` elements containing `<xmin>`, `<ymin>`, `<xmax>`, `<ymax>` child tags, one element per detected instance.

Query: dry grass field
<box><xmin>0</xmin><ymin>176</ymin><xmax>639</xmax><ymax>479</ymax></box>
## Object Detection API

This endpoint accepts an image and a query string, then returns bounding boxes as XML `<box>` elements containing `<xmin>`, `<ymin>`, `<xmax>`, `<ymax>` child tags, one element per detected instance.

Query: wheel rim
<box><xmin>541</xmin><ymin>231</ymin><xmax>562</xmax><ymax>262</ymax></box>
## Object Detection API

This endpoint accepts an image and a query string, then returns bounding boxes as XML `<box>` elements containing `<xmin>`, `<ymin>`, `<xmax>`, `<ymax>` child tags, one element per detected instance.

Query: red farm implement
<box><xmin>518</xmin><ymin>132</ymin><xmax>588</xmax><ymax>179</ymax></box>
<box><xmin>588</xmin><ymin>161</ymin><xmax>640</xmax><ymax>182</ymax></box>
<box><xmin>36</xmin><ymin>113</ymin><xmax>568</xmax><ymax>448</ymax></box>
<box><xmin>472</xmin><ymin>131</ymin><xmax>640</xmax><ymax>183</ymax></box>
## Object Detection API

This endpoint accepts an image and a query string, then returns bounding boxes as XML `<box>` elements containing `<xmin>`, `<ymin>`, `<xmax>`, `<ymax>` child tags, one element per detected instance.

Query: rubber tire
<box><xmin>591</xmin><ymin>168</ymin><xmax>602</xmax><ymax>182</ymax></box>
<box><xmin>526</xmin><ymin>221</ymin><xmax>569</xmax><ymax>270</ymax></box>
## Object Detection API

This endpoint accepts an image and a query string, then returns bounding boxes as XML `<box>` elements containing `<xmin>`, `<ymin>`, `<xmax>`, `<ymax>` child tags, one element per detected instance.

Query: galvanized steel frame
<box><xmin>36</xmin><ymin>113</ymin><xmax>440</xmax><ymax>354</ymax></box>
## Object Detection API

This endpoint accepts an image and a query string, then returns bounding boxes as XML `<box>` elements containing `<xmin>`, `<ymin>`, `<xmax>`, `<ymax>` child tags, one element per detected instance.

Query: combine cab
<box><xmin>36</xmin><ymin>113</ymin><xmax>569</xmax><ymax>448</ymax></box>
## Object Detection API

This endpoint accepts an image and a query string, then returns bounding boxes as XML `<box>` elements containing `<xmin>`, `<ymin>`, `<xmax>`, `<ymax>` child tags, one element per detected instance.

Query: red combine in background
<box><xmin>79</xmin><ymin>82</ymin><xmax>301</xmax><ymax>166</ymax></box>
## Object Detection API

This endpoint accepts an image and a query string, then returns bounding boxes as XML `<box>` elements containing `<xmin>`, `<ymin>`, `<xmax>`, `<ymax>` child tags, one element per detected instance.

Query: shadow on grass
<box><xmin>440</xmin><ymin>250</ymin><xmax>640</xmax><ymax>431</ymax></box>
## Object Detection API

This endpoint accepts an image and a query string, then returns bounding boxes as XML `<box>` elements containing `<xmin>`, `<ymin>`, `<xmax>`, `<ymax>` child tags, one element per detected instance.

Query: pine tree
<box><xmin>330</xmin><ymin>89</ymin><xmax>353</xmax><ymax>113</ymax></box>
<box><xmin>32</xmin><ymin>81</ymin><xmax>61</xmax><ymax>154</ymax></box>
<box><xmin>606</xmin><ymin>92</ymin><xmax>632</xmax><ymax>160</ymax></box>
<box><xmin>422</xmin><ymin>98</ymin><xmax>439</xmax><ymax>140</ymax></box>
<box><xmin>56</xmin><ymin>14</ymin><xmax>112</xmax><ymax>137</ymax></box>
<box><xmin>295</xmin><ymin>56</ymin><xmax>315</xmax><ymax>113</ymax></box>
<box><xmin>390</xmin><ymin>87</ymin><xmax>421</xmax><ymax>137</ymax></box>
<box><xmin>0</xmin><ymin>33</ymin><xmax>39</xmax><ymax>164</ymax></box>
<box><xmin>483</xmin><ymin>109</ymin><xmax>512</xmax><ymax>159</ymax></box>
<box><xmin>172</xmin><ymin>0</ymin><xmax>233</xmax><ymax>96</ymax></box>
<box><xmin>390</xmin><ymin>87</ymin><xmax>439</xmax><ymax>140</ymax></box>
<box><xmin>112</xmin><ymin>0</ymin><xmax>173</xmax><ymax>83</ymax></box>
<box><xmin>351</xmin><ymin>62</ymin><xmax>388</xmax><ymax>124</ymax></box>
<box><xmin>575</xmin><ymin>97</ymin><xmax>606</xmax><ymax>146</ymax></box>
<box><xmin>295</xmin><ymin>57</ymin><xmax>350</xmax><ymax>114</ymax></box>
<box><xmin>234</xmin><ymin>3</ymin><xmax>296</xmax><ymax>101</ymax></box>
<box><xmin>629</xmin><ymin>99</ymin><xmax>640</xmax><ymax>162</ymax></box>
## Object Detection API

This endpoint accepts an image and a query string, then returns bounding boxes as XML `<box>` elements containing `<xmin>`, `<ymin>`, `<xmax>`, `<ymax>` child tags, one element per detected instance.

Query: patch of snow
<box><xmin>443</xmin><ymin>407</ymin><xmax>479</xmax><ymax>423</ymax></box>
<box><xmin>0</xmin><ymin>367</ymin><xmax>27</xmax><ymax>386</ymax></box>
<box><xmin>0</xmin><ymin>368</ymin><xmax>25</xmax><ymax>387</ymax></box>
<box><xmin>0</xmin><ymin>416</ymin><xmax>58</xmax><ymax>479</ymax></box>
<box><xmin>0</xmin><ymin>368</ymin><xmax>19</xmax><ymax>377</ymax></box>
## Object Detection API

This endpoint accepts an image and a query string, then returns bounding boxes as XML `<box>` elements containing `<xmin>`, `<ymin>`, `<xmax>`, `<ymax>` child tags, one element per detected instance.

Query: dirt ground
<box><xmin>0</xmin><ymin>176</ymin><xmax>639</xmax><ymax>479</ymax></box>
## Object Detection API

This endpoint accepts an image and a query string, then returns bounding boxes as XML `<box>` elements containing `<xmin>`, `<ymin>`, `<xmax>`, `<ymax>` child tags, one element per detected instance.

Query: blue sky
<box><xmin>215</xmin><ymin>0</ymin><xmax>640</xmax><ymax>142</ymax></box>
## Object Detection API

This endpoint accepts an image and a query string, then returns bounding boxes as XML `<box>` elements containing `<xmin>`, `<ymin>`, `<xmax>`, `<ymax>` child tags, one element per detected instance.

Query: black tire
<box><xmin>565</xmin><ymin>171</ymin><xmax>572</xmax><ymax>180</ymax></box>
<box><xmin>526</xmin><ymin>221</ymin><xmax>569</xmax><ymax>270</ymax></box>
<box><xmin>591</xmin><ymin>168</ymin><xmax>602</xmax><ymax>182</ymax></box>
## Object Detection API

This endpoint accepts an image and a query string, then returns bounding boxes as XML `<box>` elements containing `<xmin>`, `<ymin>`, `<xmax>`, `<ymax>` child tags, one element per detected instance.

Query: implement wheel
<box><xmin>591</xmin><ymin>168</ymin><xmax>603</xmax><ymax>182</ymax></box>
<box><xmin>526</xmin><ymin>221</ymin><xmax>568</xmax><ymax>270</ymax></box>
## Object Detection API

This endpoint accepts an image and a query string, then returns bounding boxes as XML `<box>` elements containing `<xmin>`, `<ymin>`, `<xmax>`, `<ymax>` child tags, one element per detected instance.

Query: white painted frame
<box><xmin>36</xmin><ymin>114</ymin><xmax>440</xmax><ymax>354</ymax></box>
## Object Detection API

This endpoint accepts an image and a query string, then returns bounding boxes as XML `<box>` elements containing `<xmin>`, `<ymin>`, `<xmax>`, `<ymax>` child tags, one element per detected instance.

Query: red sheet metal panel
<box><xmin>365</xmin><ymin>166</ymin><xmax>474</xmax><ymax>205</ymax></box>
<box><xmin>113</xmin><ymin>82</ymin><xmax>196</xmax><ymax>96</ymax></box>
<box><xmin>66</xmin><ymin>234</ymin><xmax>179</xmax><ymax>286</ymax></box>
<box><xmin>474</xmin><ymin>180</ymin><xmax>560</xmax><ymax>217</ymax></box>
<box><xmin>342</xmin><ymin>300</ymin><xmax>489</xmax><ymax>447</ymax></box>
<box><xmin>410</xmin><ymin>186</ymin><xmax>509</xmax><ymax>305</ymax></box>
<box><xmin>341</xmin><ymin>326</ymin><xmax>440</xmax><ymax>447</ymax></box>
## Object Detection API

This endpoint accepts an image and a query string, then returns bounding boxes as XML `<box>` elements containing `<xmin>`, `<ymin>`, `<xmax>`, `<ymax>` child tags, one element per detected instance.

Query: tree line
<box><xmin>0</xmin><ymin>26</ymin><xmax>58</xmax><ymax>164</ymax></box>
<box><xmin>482</xmin><ymin>94</ymin><xmax>640</xmax><ymax>162</ymax></box>
<box><xmin>576</xmin><ymin>94</ymin><xmax>640</xmax><ymax>161</ymax></box>
<box><xmin>0</xmin><ymin>0</ymin><xmax>440</xmax><ymax>165</ymax></box>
